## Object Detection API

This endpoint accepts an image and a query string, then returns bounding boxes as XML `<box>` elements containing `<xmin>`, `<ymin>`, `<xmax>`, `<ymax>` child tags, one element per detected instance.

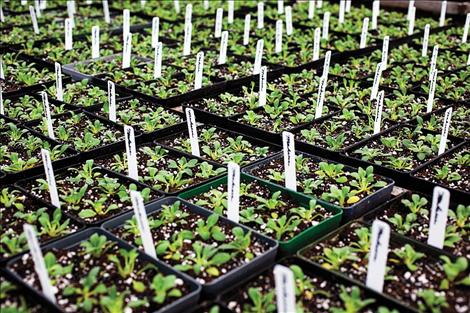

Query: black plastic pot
<box><xmin>102</xmin><ymin>197</ymin><xmax>278</xmax><ymax>296</ymax></box>
<box><xmin>5</xmin><ymin>228</ymin><xmax>201</xmax><ymax>313</ymax></box>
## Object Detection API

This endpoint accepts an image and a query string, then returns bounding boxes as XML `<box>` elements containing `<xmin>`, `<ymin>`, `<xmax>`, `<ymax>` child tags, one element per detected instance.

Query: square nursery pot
<box><xmin>5</xmin><ymin>228</ymin><xmax>201</xmax><ymax>313</ymax></box>
<box><xmin>102</xmin><ymin>197</ymin><xmax>278</xmax><ymax>296</ymax></box>
<box><xmin>243</xmin><ymin>151</ymin><xmax>395</xmax><ymax>222</ymax></box>
<box><xmin>178</xmin><ymin>172</ymin><xmax>342</xmax><ymax>255</ymax></box>
<box><xmin>297</xmin><ymin>220</ymin><xmax>469</xmax><ymax>313</ymax></box>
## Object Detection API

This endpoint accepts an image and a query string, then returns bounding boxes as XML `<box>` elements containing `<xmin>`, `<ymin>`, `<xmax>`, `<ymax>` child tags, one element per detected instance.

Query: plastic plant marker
<box><xmin>185</xmin><ymin>4</ymin><xmax>192</xmax><ymax>27</ymax></box>
<box><xmin>422</xmin><ymin>24</ymin><xmax>430</xmax><ymax>57</ymax></box>
<box><xmin>439</xmin><ymin>1</ymin><xmax>447</xmax><ymax>27</ymax></box>
<box><xmin>123</xmin><ymin>9</ymin><xmax>130</xmax><ymax>39</ymax></box>
<box><xmin>427</xmin><ymin>186</ymin><xmax>450</xmax><ymax>249</ymax></box>
<box><xmin>122</xmin><ymin>32</ymin><xmax>132</xmax><ymax>69</ymax></box>
<box><xmin>92</xmin><ymin>25</ymin><xmax>100</xmax><ymax>59</ymax></box>
<box><xmin>41</xmin><ymin>92</ymin><xmax>55</xmax><ymax>140</ymax></box>
<box><xmin>407</xmin><ymin>0</ymin><xmax>415</xmax><ymax>20</ymax></box>
<box><xmin>381</xmin><ymin>36</ymin><xmax>389</xmax><ymax>71</ymax></box>
<box><xmin>102</xmin><ymin>0</ymin><xmax>110</xmax><ymax>24</ymax></box>
<box><xmin>125</xmin><ymin>125</ymin><xmax>138</xmax><ymax>180</ymax></box>
<box><xmin>322</xmin><ymin>50</ymin><xmax>331</xmax><ymax>79</ymax></box>
<box><xmin>259</xmin><ymin>66</ymin><xmax>267</xmax><ymax>107</ymax></box>
<box><xmin>275</xmin><ymin>20</ymin><xmax>283</xmax><ymax>54</ymax></box>
<box><xmin>67</xmin><ymin>1</ymin><xmax>74</xmax><ymax>27</ymax></box>
<box><xmin>185</xmin><ymin>108</ymin><xmax>200</xmax><ymax>157</ymax></box>
<box><xmin>23</xmin><ymin>224</ymin><xmax>56</xmax><ymax>303</ymax></box>
<box><xmin>228</xmin><ymin>0</ymin><xmax>234</xmax><ymax>24</ymax></box>
<box><xmin>317</xmin><ymin>0</ymin><xmax>323</xmax><ymax>8</ymax></box>
<box><xmin>366</xmin><ymin>220</ymin><xmax>390</xmax><ymax>293</ymax></box>
<box><xmin>253</xmin><ymin>39</ymin><xmax>264</xmax><ymax>75</ymax></box>
<box><xmin>141</xmin><ymin>0</ymin><xmax>146</xmax><ymax>7</ymax></box>
<box><xmin>218</xmin><ymin>31</ymin><xmax>228</xmax><ymax>65</ymax></box>
<box><xmin>283</xmin><ymin>131</ymin><xmax>297</xmax><ymax>191</ymax></box>
<box><xmin>194</xmin><ymin>51</ymin><xmax>204</xmax><ymax>90</ymax></box>
<box><xmin>204</xmin><ymin>0</ymin><xmax>209</xmax><ymax>10</ymax></box>
<box><xmin>429</xmin><ymin>45</ymin><xmax>439</xmax><ymax>81</ymax></box>
<box><xmin>22</xmin><ymin>0</ymin><xmax>27</xmax><ymax>5</ymax></box>
<box><xmin>174</xmin><ymin>0</ymin><xmax>180</xmax><ymax>13</ymax></box>
<box><xmin>273</xmin><ymin>265</ymin><xmax>296</xmax><ymax>313</ymax></box>
<box><xmin>315</xmin><ymin>75</ymin><xmax>327</xmax><ymax>119</ymax></box>
<box><xmin>426</xmin><ymin>69</ymin><xmax>438</xmax><ymax>113</ymax></box>
<box><xmin>151</xmin><ymin>17</ymin><xmax>159</xmax><ymax>48</ymax></box>
<box><xmin>360</xmin><ymin>17</ymin><xmax>369</xmax><ymax>48</ymax></box>
<box><xmin>463</xmin><ymin>13</ymin><xmax>470</xmax><ymax>43</ymax></box>
<box><xmin>370</xmin><ymin>62</ymin><xmax>383</xmax><ymax>101</ymax></box>
<box><xmin>183</xmin><ymin>22</ymin><xmax>192</xmax><ymax>56</ymax></box>
<box><xmin>338</xmin><ymin>0</ymin><xmax>345</xmax><ymax>24</ymax></box>
<box><xmin>257</xmin><ymin>1</ymin><xmax>264</xmax><ymax>29</ymax></box>
<box><xmin>41</xmin><ymin>148</ymin><xmax>60</xmax><ymax>208</ymax></box>
<box><xmin>373</xmin><ymin>90</ymin><xmax>384</xmax><ymax>135</ymax></box>
<box><xmin>243</xmin><ymin>14</ymin><xmax>251</xmax><ymax>45</ymax></box>
<box><xmin>0</xmin><ymin>4</ymin><xmax>4</xmax><ymax>22</ymax></box>
<box><xmin>313</xmin><ymin>27</ymin><xmax>321</xmax><ymax>61</ymax></box>
<box><xmin>215</xmin><ymin>8</ymin><xmax>223</xmax><ymax>38</ymax></box>
<box><xmin>0</xmin><ymin>89</ymin><xmax>3</xmax><ymax>115</ymax></box>
<box><xmin>285</xmin><ymin>6</ymin><xmax>293</xmax><ymax>35</ymax></box>
<box><xmin>322</xmin><ymin>11</ymin><xmax>330</xmax><ymax>40</ymax></box>
<box><xmin>107</xmin><ymin>81</ymin><xmax>116</xmax><ymax>122</ymax></box>
<box><xmin>278</xmin><ymin>0</ymin><xmax>284</xmax><ymax>14</ymax></box>
<box><xmin>154</xmin><ymin>42</ymin><xmax>163</xmax><ymax>79</ymax></box>
<box><xmin>407</xmin><ymin>6</ymin><xmax>415</xmax><ymax>35</ymax></box>
<box><xmin>54</xmin><ymin>62</ymin><xmax>63</xmax><ymax>101</ymax></box>
<box><xmin>467</xmin><ymin>52</ymin><xmax>470</xmax><ymax>65</ymax></box>
<box><xmin>29</xmin><ymin>5</ymin><xmax>39</xmax><ymax>34</ymax></box>
<box><xmin>372</xmin><ymin>0</ymin><xmax>379</xmax><ymax>30</ymax></box>
<box><xmin>64</xmin><ymin>18</ymin><xmax>73</xmax><ymax>50</ymax></box>
<box><xmin>308</xmin><ymin>0</ymin><xmax>315</xmax><ymax>19</ymax></box>
<box><xmin>227</xmin><ymin>162</ymin><xmax>240</xmax><ymax>223</ymax></box>
<box><xmin>0</xmin><ymin>57</ymin><xmax>3</xmax><ymax>79</ymax></box>
<box><xmin>34</xmin><ymin>0</ymin><xmax>41</xmax><ymax>17</ymax></box>
<box><xmin>438</xmin><ymin>107</ymin><xmax>452</xmax><ymax>155</ymax></box>
<box><xmin>130</xmin><ymin>190</ymin><xmax>157</xmax><ymax>258</ymax></box>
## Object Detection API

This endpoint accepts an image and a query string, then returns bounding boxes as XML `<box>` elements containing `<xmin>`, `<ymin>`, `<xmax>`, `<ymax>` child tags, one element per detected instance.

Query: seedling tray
<box><xmin>178</xmin><ymin>172</ymin><xmax>342</xmax><ymax>255</ymax></box>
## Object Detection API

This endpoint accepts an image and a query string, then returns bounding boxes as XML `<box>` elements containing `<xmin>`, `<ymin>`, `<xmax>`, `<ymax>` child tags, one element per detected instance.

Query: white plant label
<box><xmin>30</xmin><ymin>5</ymin><xmax>39</xmax><ymax>34</ymax></box>
<box><xmin>122</xmin><ymin>32</ymin><xmax>132</xmax><ymax>68</ymax></box>
<box><xmin>317</xmin><ymin>0</ymin><xmax>322</xmax><ymax>8</ymax></box>
<box><xmin>372</xmin><ymin>0</ymin><xmax>379</xmax><ymax>30</ymax></box>
<box><xmin>243</xmin><ymin>14</ymin><xmax>251</xmax><ymax>45</ymax></box>
<box><xmin>373</xmin><ymin>90</ymin><xmax>384</xmax><ymax>134</ymax></box>
<box><xmin>345</xmin><ymin>0</ymin><xmax>351</xmax><ymax>12</ymax></box>
<box><xmin>154</xmin><ymin>42</ymin><xmax>163</xmax><ymax>79</ymax></box>
<box><xmin>315</xmin><ymin>75</ymin><xmax>327</xmax><ymax>119</ymax></box>
<box><xmin>273</xmin><ymin>265</ymin><xmax>296</xmax><ymax>313</ymax></box>
<box><xmin>107</xmin><ymin>81</ymin><xmax>116</xmax><ymax>122</ymax></box>
<box><xmin>41</xmin><ymin>0</ymin><xmax>47</xmax><ymax>10</ymax></box>
<box><xmin>370</xmin><ymin>62</ymin><xmax>383</xmax><ymax>101</ymax></box>
<box><xmin>102</xmin><ymin>0</ymin><xmax>110</xmax><ymax>24</ymax></box>
<box><xmin>228</xmin><ymin>0</ymin><xmax>234</xmax><ymax>24</ymax></box>
<box><xmin>381</xmin><ymin>36</ymin><xmax>389</xmax><ymax>71</ymax></box>
<box><xmin>277</xmin><ymin>0</ymin><xmax>284</xmax><ymax>14</ymax></box>
<box><xmin>438</xmin><ymin>107</ymin><xmax>452</xmax><ymax>155</ymax></box>
<box><xmin>54</xmin><ymin>63</ymin><xmax>63</xmax><ymax>101</ymax></box>
<box><xmin>0</xmin><ymin>89</ymin><xmax>4</xmax><ymax>115</ymax></box>
<box><xmin>338</xmin><ymin>0</ymin><xmax>345</xmax><ymax>24</ymax></box>
<box><xmin>41</xmin><ymin>92</ymin><xmax>55</xmax><ymax>140</ymax></box>
<box><xmin>130</xmin><ymin>190</ymin><xmax>157</xmax><ymax>258</ymax></box>
<box><xmin>407</xmin><ymin>1</ymin><xmax>415</xmax><ymax>20</ymax></box>
<box><xmin>194</xmin><ymin>51</ymin><xmax>204</xmax><ymax>90</ymax></box>
<box><xmin>462</xmin><ymin>13</ymin><xmax>470</xmax><ymax>43</ymax></box>
<box><xmin>285</xmin><ymin>6</ymin><xmax>293</xmax><ymax>35</ymax></box>
<box><xmin>429</xmin><ymin>45</ymin><xmax>439</xmax><ymax>81</ymax></box>
<box><xmin>313</xmin><ymin>27</ymin><xmax>321</xmax><ymax>61</ymax></box>
<box><xmin>35</xmin><ymin>0</ymin><xmax>41</xmax><ymax>17</ymax></box>
<box><xmin>125</xmin><ymin>125</ymin><xmax>138</xmax><ymax>180</ymax></box>
<box><xmin>259</xmin><ymin>65</ymin><xmax>267</xmax><ymax>107</ymax></box>
<box><xmin>422</xmin><ymin>24</ymin><xmax>430</xmax><ymax>57</ymax></box>
<box><xmin>275</xmin><ymin>20</ymin><xmax>283</xmax><ymax>53</ymax></box>
<box><xmin>426</xmin><ymin>69</ymin><xmax>438</xmax><ymax>113</ymax></box>
<box><xmin>322</xmin><ymin>50</ymin><xmax>331</xmax><ymax>79</ymax></box>
<box><xmin>218</xmin><ymin>31</ymin><xmax>228</xmax><ymax>65</ymax></box>
<box><xmin>322</xmin><ymin>11</ymin><xmax>330</xmax><ymax>40</ymax></box>
<box><xmin>64</xmin><ymin>18</ymin><xmax>73</xmax><ymax>50</ymax></box>
<box><xmin>140</xmin><ymin>0</ymin><xmax>146</xmax><ymax>7</ymax></box>
<box><xmin>257</xmin><ymin>2</ymin><xmax>264</xmax><ymax>29</ymax></box>
<box><xmin>151</xmin><ymin>17</ymin><xmax>159</xmax><ymax>48</ymax></box>
<box><xmin>123</xmin><ymin>9</ymin><xmax>130</xmax><ymax>39</ymax></box>
<box><xmin>185</xmin><ymin>4</ymin><xmax>192</xmax><ymax>26</ymax></box>
<box><xmin>204</xmin><ymin>0</ymin><xmax>209</xmax><ymax>10</ymax></box>
<box><xmin>282</xmin><ymin>132</ymin><xmax>297</xmax><ymax>191</ymax></box>
<box><xmin>467</xmin><ymin>51</ymin><xmax>470</xmax><ymax>65</ymax></box>
<box><xmin>407</xmin><ymin>6</ymin><xmax>415</xmax><ymax>35</ymax></box>
<box><xmin>308</xmin><ymin>0</ymin><xmax>315</xmax><ymax>19</ymax></box>
<box><xmin>215</xmin><ymin>8</ymin><xmax>223</xmax><ymax>38</ymax></box>
<box><xmin>366</xmin><ymin>220</ymin><xmax>390</xmax><ymax>293</ymax></box>
<box><xmin>185</xmin><ymin>108</ymin><xmax>200</xmax><ymax>157</ymax></box>
<box><xmin>253</xmin><ymin>39</ymin><xmax>264</xmax><ymax>75</ymax></box>
<box><xmin>174</xmin><ymin>0</ymin><xmax>180</xmax><ymax>13</ymax></box>
<box><xmin>360</xmin><ymin>17</ymin><xmax>369</xmax><ymax>48</ymax></box>
<box><xmin>183</xmin><ymin>22</ymin><xmax>192</xmax><ymax>56</ymax></box>
<box><xmin>41</xmin><ymin>148</ymin><xmax>60</xmax><ymax>208</ymax></box>
<box><xmin>227</xmin><ymin>162</ymin><xmax>240</xmax><ymax>223</ymax></box>
<box><xmin>23</xmin><ymin>224</ymin><xmax>56</xmax><ymax>303</ymax></box>
<box><xmin>0</xmin><ymin>4</ymin><xmax>4</xmax><ymax>22</ymax></box>
<box><xmin>427</xmin><ymin>186</ymin><xmax>450</xmax><ymax>249</ymax></box>
<box><xmin>22</xmin><ymin>0</ymin><xmax>27</xmax><ymax>5</ymax></box>
<box><xmin>67</xmin><ymin>1</ymin><xmax>74</xmax><ymax>27</ymax></box>
<box><xmin>439</xmin><ymin>1</ymin><xmax>447</xmax><ymax>27</ymax></box>
<box><xmin>92</xmin><ymin>25</ymin><xmax>100</xmax><ymax>59</ymax></box>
